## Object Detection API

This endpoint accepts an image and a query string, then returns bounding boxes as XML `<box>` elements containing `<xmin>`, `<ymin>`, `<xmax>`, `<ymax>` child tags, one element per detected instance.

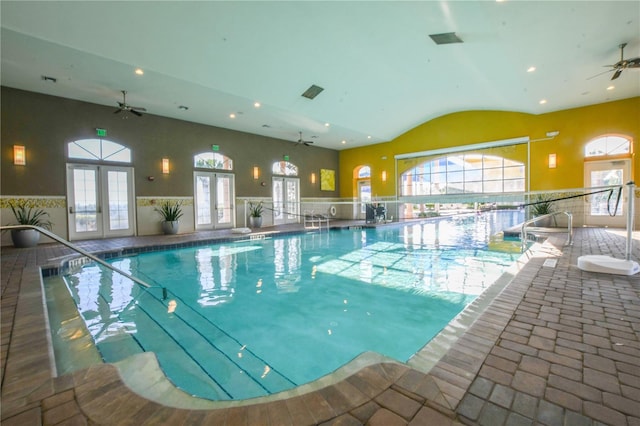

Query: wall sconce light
<box><xmin>548</xmin><ymin>153</ymin><xmax>557</xmax><ymax>169</ymax></box>
<box><xmin>310</xmin><ymin>172</ymin><xmax>316</xmax><ymax>184</ymax></box>
<box><xmin>253</xmin><ymin>166</ymin><xmax>260</xmax><ymax>180</ymax></box>
<box><xmin>13</xmin><ymin>145</ymin><xmax>26</xmax><ymax>165</ymax></box>
<box><xmin>162</xmin><ymin>158</ymin><xmax>170</xmax><ymax>174</ymax></box>
<box><xmin>381</xmin><ymin>170</ymin><xmax>387</xmax><ymax>182</ymax></box>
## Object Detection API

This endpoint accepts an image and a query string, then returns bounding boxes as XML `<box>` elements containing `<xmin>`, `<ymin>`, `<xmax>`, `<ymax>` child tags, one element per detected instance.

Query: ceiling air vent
<box><xmin>429</xmin><ymin>32</ymin><xmax>463</xmax><ymax>45</ymax></box>
<box><xmin>301</xmin><ymin>84</ymin><xmax>324</xmax><ymax>100</ymax></box>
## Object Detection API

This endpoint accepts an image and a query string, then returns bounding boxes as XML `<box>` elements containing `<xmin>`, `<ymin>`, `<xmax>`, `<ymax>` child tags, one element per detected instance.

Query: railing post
<box><xmin>626</xmin><ymin>181</ymin><xmax>635</xmax><ymax>261</ymax></box>
<box><xmin>0</xmin><ymin>225</ymin><xmax>158</xmax><ymax>292</ymax></box>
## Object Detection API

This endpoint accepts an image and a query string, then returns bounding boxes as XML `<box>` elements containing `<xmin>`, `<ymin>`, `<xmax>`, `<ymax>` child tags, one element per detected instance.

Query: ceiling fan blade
<box><xmin>129</xmin><ymin>109</ymin><xmax>143</xmax><ymax>117</ymax></box>
<box><xmin>304</xmin><ymin>141</ymin><xmax>313</xmax><ymax>146</ymax></box>
<box><xmin>611</xmin><ymin>69</ymin><xmax>622</xmax><ymax>80</ymax></box>
<box><xmin>131</xmin><ymin>107</ymin><xmax>147</xmax><ymax>112</ymax></box>
<box><xmin>587</xmin><ymin>69</ymin><xmax>613</xmax><ymax>80</ymax></box>
<box><xmin>114</xmin><ymin>109</ymin><xmax>122</xmax><ymax>114</ymax></box>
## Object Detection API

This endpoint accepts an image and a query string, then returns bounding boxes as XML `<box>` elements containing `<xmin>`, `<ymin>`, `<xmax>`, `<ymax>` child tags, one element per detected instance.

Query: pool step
<box><xmin>131</xmin><ymin>291</ymin><xmax>294</xmax><ymax>400</ymax></box>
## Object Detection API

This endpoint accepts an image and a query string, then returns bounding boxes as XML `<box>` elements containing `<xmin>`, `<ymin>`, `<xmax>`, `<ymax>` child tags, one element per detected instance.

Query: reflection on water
<box><xmin>57</xmin><ymin>211</ymin><xmax>524</xmax><ymax>400</ymax></box>
<box><xmin>67</xmin><ymin>259</ymin><xmax>138</xmax><ymax>343</ymax></box>
<box><xmin>273</xmin><ymin>238</ymin><xmax>302</xmax><ymax>293</ymax></box>
<box><xmin>195</xmin><ymin>246</ymin><xmax>237</xmax><ymax>307</ymax></box>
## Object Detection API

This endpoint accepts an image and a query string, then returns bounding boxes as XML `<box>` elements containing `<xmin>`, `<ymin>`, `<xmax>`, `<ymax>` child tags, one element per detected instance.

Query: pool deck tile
<box><xmin>2</xmin><ymin>223</ymin><xmax>640</xmax><ymax>425</ymax></box>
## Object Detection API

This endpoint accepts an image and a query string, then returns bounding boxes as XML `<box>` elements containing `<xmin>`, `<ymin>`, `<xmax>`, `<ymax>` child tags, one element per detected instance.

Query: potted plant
<box><xmin>155</xmin><ymin>200</ymin><xmax>183</xmax><ymax>235</ymax></box>
<box><xmin>8</xmin><ymin>201</ymin><xmax>53</xmax><ymax>248</ymax></box>
<box><xmin>530</xmin><ymin>194</ymin><xmax>556</xmax><ymax>227</ymax></box>
<box><xmin>248</xmin><ymin>201</ymin><xmax>263</xmax><ymax>228</ymax></box>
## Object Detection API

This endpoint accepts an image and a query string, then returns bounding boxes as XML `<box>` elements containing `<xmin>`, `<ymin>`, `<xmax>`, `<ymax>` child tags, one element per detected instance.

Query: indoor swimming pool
<box><xmin>46</xmin><ymin>211</ymin><xmax>524</xmax><ymax>401</ymax></box>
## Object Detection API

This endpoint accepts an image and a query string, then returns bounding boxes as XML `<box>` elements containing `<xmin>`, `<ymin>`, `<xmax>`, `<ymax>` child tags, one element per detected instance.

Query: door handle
<box><xmin>69</xmin><ymin>206</ymin><xmax>74</xmax><ymax>214</ymax></box>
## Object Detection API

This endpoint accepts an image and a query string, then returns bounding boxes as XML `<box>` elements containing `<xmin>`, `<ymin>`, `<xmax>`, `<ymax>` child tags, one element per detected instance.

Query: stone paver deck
<box><xmin>1</xmin><ymin>224</ymin><xmax>638</xmax><ymax>425</ymax></box>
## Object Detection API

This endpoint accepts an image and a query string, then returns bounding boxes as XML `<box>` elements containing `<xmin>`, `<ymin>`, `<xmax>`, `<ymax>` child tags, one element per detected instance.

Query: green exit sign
<box><xmin>283</xmin><ymin>155</ymin><xmax>289</xmax><ymax>161</ymax></box>
<box><xmin>96</xmin><ymin>128</ymin><xmax>107</xmax><ymax>137</ymax></box>
<box><xmin>212</xmin><ymin>144</ymin><xmax>219</xmax><ymax>151</ymax></box>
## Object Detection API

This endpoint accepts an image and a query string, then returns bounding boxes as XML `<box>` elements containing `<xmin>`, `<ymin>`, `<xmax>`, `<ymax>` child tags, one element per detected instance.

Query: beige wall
<box><xmin>0</xmin><ymin>87</ymin><xmax>340</xmax><ymax>242</ymax></box>
<box><xmin>1</xmin><ymin>87</ymin><xmax>340</xmax><ymax>198</ymax></box>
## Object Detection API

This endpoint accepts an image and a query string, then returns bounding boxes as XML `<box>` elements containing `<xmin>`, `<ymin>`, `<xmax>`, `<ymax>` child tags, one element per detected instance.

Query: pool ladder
<box><xmin>520</xmin><ymin>211</ymin><xmax>573</xmax><ymax>253</ymax></box>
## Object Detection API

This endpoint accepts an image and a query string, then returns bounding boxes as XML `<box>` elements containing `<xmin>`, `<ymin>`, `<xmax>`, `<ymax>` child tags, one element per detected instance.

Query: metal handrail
<box><xmin>2</xmin><ymin>225</ymin><xmax>162</xmax><ymax>294</ymax></box>
<box><xmin>521</xmin><ymin>211</ymin><xmax>573</xmax><ymax>252</ymax></box>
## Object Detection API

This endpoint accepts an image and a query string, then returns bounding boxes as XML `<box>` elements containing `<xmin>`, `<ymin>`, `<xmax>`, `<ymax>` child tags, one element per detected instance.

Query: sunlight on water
<box><xmin>50</xmin><ymin>211</ymin><xmax>523</xmax><ymax>400</ymax></box>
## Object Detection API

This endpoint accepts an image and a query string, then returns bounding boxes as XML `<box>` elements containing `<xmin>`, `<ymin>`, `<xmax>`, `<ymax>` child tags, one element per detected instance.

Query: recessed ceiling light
<box><xmin>367</xmin><ymin>136</ymin><xmax>372</xmax><ymax>139</ymax></box>
<box><xmin>229</xmin><ymin>113</ymin><xmax>236</xmax><ymax>119</ymax></box>
<box><xmin>607</xmin><ymin>85</ymin><xmax>615</xmax><ymax>91</ymax></box>
<box><xmin>527</xmin><ymin>66</ymin><xmax>536</xmax><ymax>73</ymax></box>
<box><xmin>135</xmin><ymin>68</ymin><xmax>144</xmax><ymax>76</ymax></box>
<box><xmin>341</xmin><ymin>140</ymin><xmax>346</xmax><ymax>144</ymax></box>
<box><xmin>539</xmin><ymin>99</ymin><xmax>547</xmax><ymax>105</ymax></box>
<box><xmin>254</xmin><ymin>102</ymin><xmax>261</xmax><ymax>108</ymax></box>
<box><xmin>324</xmin><ymin>123</ymin><xmax>330</xmax><ymax>127</ymax></box>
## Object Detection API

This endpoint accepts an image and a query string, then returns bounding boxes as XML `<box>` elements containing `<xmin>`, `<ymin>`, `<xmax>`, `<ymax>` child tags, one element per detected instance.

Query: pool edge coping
<box><xmin>38</xmin><ymin>227</ymin><xmax>542</xmax><ymax>410</ymax></box>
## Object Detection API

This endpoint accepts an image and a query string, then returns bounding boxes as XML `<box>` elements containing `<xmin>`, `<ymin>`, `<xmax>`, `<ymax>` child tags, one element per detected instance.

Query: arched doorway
<box><xmin>66</xmin><ymin>139</ymin><xmax>135</xmax><ymax>240</ymax></box>
<box><xmin>583</xmin><ymin>135</ymin><xmax>632</xmax><ymax>227</ymax></box>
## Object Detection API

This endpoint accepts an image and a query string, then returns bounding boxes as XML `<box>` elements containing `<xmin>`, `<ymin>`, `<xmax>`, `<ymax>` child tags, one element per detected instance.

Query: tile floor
<box><xmin>1</xmin><ymin>224</ymin><xmax>638</xmax><ymax>425</ymax></box>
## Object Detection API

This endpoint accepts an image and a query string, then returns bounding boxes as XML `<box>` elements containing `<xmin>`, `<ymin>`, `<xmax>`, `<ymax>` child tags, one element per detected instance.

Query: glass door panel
<box><xmin>195</xmin><ymin>174</ymin><xmax>212</xmax><ymax>227</ymax></box>
<box><xmin>194</xmin><ymin>171</ymin><xmax>235</xmax><ymax>229</ymax></box>
<box><xmin>285</xmin><ymin>179</ymin><xmax>299</xmax><ymax>221</ymax></box>
<box><xmin>273</xmin><ymin>179</ymin><xmax>284</xmax><ymax>224</ymax></box>
<box><xmin>215</xmin><ymin>173</ymin><xmax>234</xmax><ymax>227</ymax></box>
<box><xmin>273</xmin><ymin>177</ymin><xmax>299</xmax><ymax>225</ymax></box>
<box><xmin>68</xmin><ymin>165</ymin><xmax>101</xmax><ymax>239</ymax></box>
<box><xmin>67</xmin><ymin>164</ymin><xmax>135</xmax><ymax>240</ymax></box>
<box><xmin>106</xmin><ymin>170</ymin><xmax>130</xmax><ymax>231</ymax></box>
<box><xmin>358</xmin><ymin>180</ymin><xmax>371</xmax><ymax>217</ymax></box>
<box><xmin>584</xmin><ymin>159</ymin><xmax>629</xmax><ymax>227</ymax></box>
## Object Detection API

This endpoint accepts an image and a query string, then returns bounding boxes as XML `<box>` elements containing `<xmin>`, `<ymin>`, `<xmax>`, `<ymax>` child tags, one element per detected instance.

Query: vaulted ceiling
<box><xmin>2</xmin><ymin>1</ymin><xmax>639</xmax><ymax>150</ymax></box>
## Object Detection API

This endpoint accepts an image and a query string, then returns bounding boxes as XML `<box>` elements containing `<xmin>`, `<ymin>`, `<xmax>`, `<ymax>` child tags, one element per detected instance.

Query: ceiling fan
<box><xmin>114</xmin><ymin>90</ymin><xmax>147</xmax><ymax>116</ymax></box>
<box><xmin>295</xmin><ymin>132</ymin><xmax>314</xmax><ymax>146</ymax></box>
<box><xmin>605</xmin><ymin>43</ymin><xmax>640</xmax><ymax>80</ymax></box>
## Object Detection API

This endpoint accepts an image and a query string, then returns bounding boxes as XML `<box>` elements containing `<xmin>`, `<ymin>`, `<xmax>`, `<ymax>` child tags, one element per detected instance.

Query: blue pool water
<box><xmin>57</xmin><ymin>211</ymin><xmax>523</xmax><ymax>400</ymax></box>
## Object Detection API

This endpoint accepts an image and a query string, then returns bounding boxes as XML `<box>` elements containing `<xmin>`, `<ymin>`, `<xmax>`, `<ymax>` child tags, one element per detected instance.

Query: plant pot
<box><xmin>11</xmin><ymin>229</ymin><xmax>40</xmax><ymax>248</ymax></box>
<box><xmin>162</xmin><ymin>221</ymin><xmax>180</xmax><ymax>235</ymax></box>
<box><xmin>249</xmin><ymin>216</ymin><xmax>262</xmax><ymax>228</ymax></box>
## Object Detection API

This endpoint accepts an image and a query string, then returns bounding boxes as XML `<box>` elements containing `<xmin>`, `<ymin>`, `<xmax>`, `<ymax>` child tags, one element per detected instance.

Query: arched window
<box><xmin>401</xmin><ymin>154</ymin><xmax>525</xmax><ymax>195</ymax></box>
<box><xmin>272</xmin><ymin>161</ymin><xmax>298</xmax><ymax>176</ymax></box>
<box><xmin>67</xmin><ymin>139</ymin><xmax>131</xmax><ymax>163</ymax></box>
<box><xmin>194</xmin><ymin>152</ymin><xmax>233</xmax><ymax>170</ymax></box>
<box><xmin>585</xmin><ymin>136</ymin><xmax>631</xmax><ymax>157</ymax></box>
<box><xmin>358</xmin><ymin>166</ymin><xmax>371</xmax><ymax>178</ymax></box>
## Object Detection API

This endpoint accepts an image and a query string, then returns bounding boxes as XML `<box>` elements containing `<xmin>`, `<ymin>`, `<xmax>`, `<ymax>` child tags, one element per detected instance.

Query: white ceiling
<box><xmin>1</xmin><ymin>1</ymin><xmax>639</xmax><ymax>150</ymax></box>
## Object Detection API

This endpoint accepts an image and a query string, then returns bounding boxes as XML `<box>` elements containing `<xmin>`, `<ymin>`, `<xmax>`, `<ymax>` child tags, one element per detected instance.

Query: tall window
<box><xmin>194</xmin><ymin>152</ymin><xmax>233</xmax><ymax>170</ymax></box>
<box><xmin>585</xmin><ymin>136</ymin><xmax>631</xmax><ymax>157</ymax></box>
<box><xmin>67</xmin><ymin>139</ymin><xmax>131</xmax><ymax>163</ymax></box>
<box><xmin>272</xmin><ymin>161</ymin><xmax>298</xmax><ymax>176</ymax></box>
<box><xmin>401</xmin><ymin>154</ymin><xmax>525</xmax><ymax>196</ymax></box>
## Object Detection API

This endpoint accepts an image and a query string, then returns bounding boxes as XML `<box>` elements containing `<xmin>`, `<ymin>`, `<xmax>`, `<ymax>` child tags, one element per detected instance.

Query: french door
<box><xmin>273</xmin><ymin>177</ymin><xmax>300</xmax><ymax>225</ymax></box>
<box><xmin>358</xmin><ymin>180</ymin><xmax>371</xmax><ymax>218</ymax></box>
<box><xmin>194</xmin><ymin>172</ymin><xmax>235</xmax><ymax>230</ymax></box>
<box><xmin>584</xmin><ymin>159</ymin><xmax>630</xmax><ymax>227</ymax></box>
<box><xmin>66</xmin><ymin>164</ymin><xmax>135</xmax><ymax>240</ymax></box>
